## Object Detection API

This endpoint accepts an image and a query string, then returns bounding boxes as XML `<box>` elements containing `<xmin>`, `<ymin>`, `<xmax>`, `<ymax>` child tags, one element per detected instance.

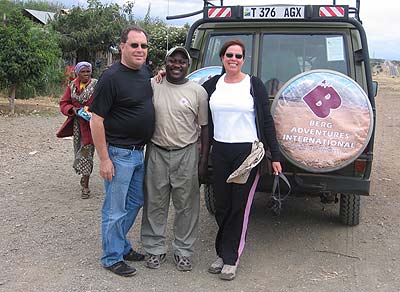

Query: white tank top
<box><xmin>209</xmin><ymin>74</ymin><xmax>258</xmax><ymax>143</ymax></box>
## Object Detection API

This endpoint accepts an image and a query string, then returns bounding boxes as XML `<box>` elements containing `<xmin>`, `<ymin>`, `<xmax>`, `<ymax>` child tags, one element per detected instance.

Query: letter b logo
<box><xmin>303</xmin><ymin>80</ymin><xmax>341</xmax><ymax>118</ymax></box>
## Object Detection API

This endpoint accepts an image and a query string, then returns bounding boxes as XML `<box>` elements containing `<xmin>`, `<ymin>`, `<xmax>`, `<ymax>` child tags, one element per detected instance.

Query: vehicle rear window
<box><xmin>260</xmin><ymin>34</ymin><xmax>348</xmax><ymax>97</ymax></box>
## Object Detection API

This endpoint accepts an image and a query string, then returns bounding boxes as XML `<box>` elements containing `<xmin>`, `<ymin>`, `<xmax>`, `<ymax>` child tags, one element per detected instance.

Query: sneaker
<box><xmin>104</xmin><ymin>261</ymin><xmax>137</xmax><ymax>277</ymax></box>
<box><xmin>145</xmin><ymin>254</ymin><xmax>166</xmax><ymax>269</ymax></box>
<box><xmin>123</xmin><ymin>249</ymin><xmax>145</xmax><ymax>261</ymax></box>
<box><xmin>208</xmin><ymin>256</ymin><xmax>224</xmax><ymax>274</ymax></box>
<box><xmin>220</xmin><ymin>264</ymin><xmax>237</xmax><ymax>281</ymax></box>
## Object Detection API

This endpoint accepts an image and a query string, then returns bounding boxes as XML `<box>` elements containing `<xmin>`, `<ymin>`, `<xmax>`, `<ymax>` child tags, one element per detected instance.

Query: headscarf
<box><xmin>75</xmin><ymin>61</ymin><xmax>92</xmax><ymax>74</ymax></box>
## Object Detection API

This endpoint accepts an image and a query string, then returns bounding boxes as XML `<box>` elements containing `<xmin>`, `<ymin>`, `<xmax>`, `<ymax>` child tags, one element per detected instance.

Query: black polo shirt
<box><xmin>90</xmin><ymin>62</ymin><xmax>155</xmax><ymax>146</ymax></box>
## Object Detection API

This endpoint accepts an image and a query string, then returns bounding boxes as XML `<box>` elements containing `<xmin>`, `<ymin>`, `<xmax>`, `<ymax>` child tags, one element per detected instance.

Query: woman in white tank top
<box><xmin>202</xmin><ymin>39</ymin><xmax>282</xmax><ymax>281</ymax></box>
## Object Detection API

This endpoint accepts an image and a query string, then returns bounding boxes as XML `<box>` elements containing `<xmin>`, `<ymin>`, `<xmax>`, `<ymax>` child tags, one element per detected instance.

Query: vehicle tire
<box><xmin>339</xmin><ymin>193</ymin><xmax>361</xmax><ymax>226</ymax></box>
<box><xmin>204</xmin><ymin>184</ymin><xmax>216</xmax><ymax>214</ymax></box>
<box><xmin>271</xmin><ymin>70</ymin><xmax>374</xmax><ymax>174</ymax></box>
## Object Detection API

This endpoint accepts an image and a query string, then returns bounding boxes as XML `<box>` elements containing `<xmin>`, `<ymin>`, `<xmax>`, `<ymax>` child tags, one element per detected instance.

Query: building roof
<box><xmin>22</xmin><ymin>9</ymin><xmax>56</xmax><ymax>25</ymax></box>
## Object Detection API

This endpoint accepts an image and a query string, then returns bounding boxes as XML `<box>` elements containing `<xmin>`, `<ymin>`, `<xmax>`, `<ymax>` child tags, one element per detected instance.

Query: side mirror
<box><xmin>372</xmin><ymin>81</ymin><xmax>378</xmax><ymax>97</ymax></box>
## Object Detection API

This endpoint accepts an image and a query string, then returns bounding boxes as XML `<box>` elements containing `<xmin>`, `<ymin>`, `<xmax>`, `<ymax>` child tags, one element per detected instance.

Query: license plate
<box><xmin>243</xmin><ymin>6</ymin><xmax>305</xmax><ymax>19</ymax></box>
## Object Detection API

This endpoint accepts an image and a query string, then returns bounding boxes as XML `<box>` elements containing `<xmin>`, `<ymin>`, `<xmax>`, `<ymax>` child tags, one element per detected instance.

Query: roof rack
<box><xmin>167</xmin><ymin>0</ymin><xmax>361</xmax><ymax>22</ymax></box>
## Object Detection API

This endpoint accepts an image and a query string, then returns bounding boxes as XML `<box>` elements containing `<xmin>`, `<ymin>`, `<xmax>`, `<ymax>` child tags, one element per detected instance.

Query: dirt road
<box><xmin>0</xmin><ymin>75</ymin><xmax>399</xmax><ymax>292</ymax></box>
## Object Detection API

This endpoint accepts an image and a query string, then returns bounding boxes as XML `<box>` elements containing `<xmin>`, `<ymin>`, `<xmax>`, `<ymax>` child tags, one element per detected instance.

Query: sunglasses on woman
<box><xmin>129</xmin><ymin>43</ymin><xmax>149</xmax><ymax>49</ymax></box>
<box><xmin>225</xmin><ymin>53</ymin><xmax>243</xmax><ymax>59</ymax></box>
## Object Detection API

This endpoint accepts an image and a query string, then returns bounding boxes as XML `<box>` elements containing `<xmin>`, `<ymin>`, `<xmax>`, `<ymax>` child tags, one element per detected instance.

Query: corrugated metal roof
<box><xmin>23</xmin><ymin>9</ymin><xmax>56</xmax><ymax>24</ymax></box>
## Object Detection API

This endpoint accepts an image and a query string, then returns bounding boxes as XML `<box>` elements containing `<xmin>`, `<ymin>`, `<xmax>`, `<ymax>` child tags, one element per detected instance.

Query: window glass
<box><xmin>202</xmin><ymin>34</ymin><xmax>253</xmax><ymax>74</ymax></box>
<box><xmin>260</xmin><ymin>34</ymin><xmax>347</xmax><ymax>97</ymax></box>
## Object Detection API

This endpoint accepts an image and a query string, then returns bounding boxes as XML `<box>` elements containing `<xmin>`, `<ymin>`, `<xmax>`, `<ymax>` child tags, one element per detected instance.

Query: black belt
<box><xmin>153</xmin><ymin>143</ymin><xmax>183</xmax><ymax>152</ymax></box>
<box><xmin>109</xmin><ymin>143</ymin><xmax>145</xmax><ymax>150</ymax></box>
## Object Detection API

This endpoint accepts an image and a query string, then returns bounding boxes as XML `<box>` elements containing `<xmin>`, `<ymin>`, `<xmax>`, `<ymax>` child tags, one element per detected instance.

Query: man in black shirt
<box><xmin>90</xmin><ymin>26</ymin><xmax>155</xmax><ymax>277</ymax></box>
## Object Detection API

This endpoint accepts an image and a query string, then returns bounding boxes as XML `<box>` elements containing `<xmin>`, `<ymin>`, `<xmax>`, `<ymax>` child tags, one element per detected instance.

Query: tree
<box><xmin>22</xmin><ymin>0</ymin><xmax>64</xmax><ymax>12</ymax></box>
<box><xmin>0</xmin><ymin>0</ymin><xmax>15</xmax><ymax>15</ymax></box>
<box><xmin>137</xmin><ymin>17</ymin><xmax>188</xmax><ymax>71</ymax></box>
<box><xmin>51</xmin><ymin>0</ymin><xmax>128</xmax><ymax>65</ymax></box>
<box><xmin>51</xmin><ymin>0</ymin><xmax>188</xmax><ymax>72</ymax></box>
<box><xmin>0</xmin><ymin>0</ymin><xmax>63</xmax><ymax>16</ymax></box>
<box><xmin>0</xmin><ymin>8</ymin><xmax>61</xmax><ymax>113</ymax></box>
<box><xmin>124</xmin><ymin>3</ymin><xmax>189</xmax><ymax>70</ymax></box>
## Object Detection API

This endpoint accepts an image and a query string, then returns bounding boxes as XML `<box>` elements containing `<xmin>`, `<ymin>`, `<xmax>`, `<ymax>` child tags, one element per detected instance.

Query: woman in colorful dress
<box><xmin>57</xmin><ymin>62</ymin><xmax>97</xmax><ymax>199</ymax></box>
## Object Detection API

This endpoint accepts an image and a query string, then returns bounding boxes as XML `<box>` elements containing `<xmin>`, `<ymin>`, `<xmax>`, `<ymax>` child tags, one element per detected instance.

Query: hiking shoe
<box><xmin>208</xmin><ymin>256</ymin><xmax>224</xmax><ymax>274</ymax></box>
<box><xmin>220</xmin><ymin>264</ymin><xmax>237</xmax><ymax>280</ymax></box>
<box><xmin>123</xmin><ymin>249</ymin><xmax>145</xmax><ymax>261</ymax></box>
<box><xmin>145</xmin><ymin>254</ymin><xmax>166</xmax><ymax>269</ymax></box>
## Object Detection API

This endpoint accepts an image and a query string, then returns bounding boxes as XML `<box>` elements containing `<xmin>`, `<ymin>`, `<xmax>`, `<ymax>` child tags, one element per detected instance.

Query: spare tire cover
<box><xmin>187</xmin><ymin>66</ymin><xmax>222</xmax><ymax>84</ymax></box>
<box><xmin>271</xmin><ymin>69</ymin><xmax>373</xmax><ymax>173</ymax></box>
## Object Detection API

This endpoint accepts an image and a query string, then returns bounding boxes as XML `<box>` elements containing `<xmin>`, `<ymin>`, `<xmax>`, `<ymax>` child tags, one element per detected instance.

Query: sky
<box><xmin>59</xmin><ymin>0</ymin><xmax>399</xmax><ymax>60</ymax></box>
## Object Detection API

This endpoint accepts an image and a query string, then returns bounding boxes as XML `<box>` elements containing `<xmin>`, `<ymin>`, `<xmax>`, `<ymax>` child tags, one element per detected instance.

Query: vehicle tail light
<box><xmin>354</xmin><ymin>159</ymin><xmax>367</xmax><ymax>175</ymax></box>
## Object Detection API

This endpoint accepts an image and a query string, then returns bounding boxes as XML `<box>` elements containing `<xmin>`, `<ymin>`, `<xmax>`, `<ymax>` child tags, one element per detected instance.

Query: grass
<box><xmin>0</xmin><ymin>94</ymin><xmax>60</xmax><ymax>116</ymax></box>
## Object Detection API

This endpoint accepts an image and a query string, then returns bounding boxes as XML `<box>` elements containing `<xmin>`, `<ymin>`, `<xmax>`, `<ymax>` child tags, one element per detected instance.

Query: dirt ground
<box><xmin>0</xmin><ymin>75</ymin><xmax>399</xmax><ymax>292</ymax></box>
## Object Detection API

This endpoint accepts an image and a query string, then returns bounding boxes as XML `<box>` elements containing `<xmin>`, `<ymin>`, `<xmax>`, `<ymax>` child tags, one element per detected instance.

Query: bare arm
<box><xmin>198</xmin><ymin>125</ymin><xmax>210</xmax><ymax>181</ymax></box>
<box><xmin>90</xmin><ymin>113</ymin><xmax>114</xmax><ymax>181</ymax></box>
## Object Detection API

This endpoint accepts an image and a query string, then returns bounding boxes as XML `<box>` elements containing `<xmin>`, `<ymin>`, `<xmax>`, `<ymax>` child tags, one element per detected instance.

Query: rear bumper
<box><xmin>258</xmin><ymin>172</ymin><xmax>370</xmax><ymax>196</ymax></box>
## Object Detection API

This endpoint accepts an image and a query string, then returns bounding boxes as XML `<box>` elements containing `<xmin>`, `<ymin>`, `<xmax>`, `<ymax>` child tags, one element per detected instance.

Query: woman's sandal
<box><xmin>80</xmin><ymin>177</ymin><xmax>90</xmax><ymax>199</ymax></box>
<box><xmin>145</xmin><ymin>254</ymin><xmax>166</xmax><ymax>269</ymax></box>
<box><xmin>81</xmin><ymin>187</ymin><xmax>90</xmax><ymax>199</ymax></box>
<box><xmin>173</xmin><ymin>254</ymin><xmax>192</xmax><ymax>271</ymax></box>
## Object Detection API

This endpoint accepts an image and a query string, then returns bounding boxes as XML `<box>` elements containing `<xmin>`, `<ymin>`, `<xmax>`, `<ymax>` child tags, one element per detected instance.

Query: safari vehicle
<box><xmin>167</xmin><ymin>0</ymin><xmax>377</xmax><ymax>226</ymax></box>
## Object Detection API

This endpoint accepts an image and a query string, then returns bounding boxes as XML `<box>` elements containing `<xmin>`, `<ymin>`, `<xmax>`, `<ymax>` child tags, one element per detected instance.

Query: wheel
<box><xmin>271</xmin><ymin>70</ymin><xmax>373</xmax><ymax>174</ymax></box>
<box><xmin>339</xmin><ymin>193</ymin><xmax>361</xmax><ymax>226</ymax></box>
<box><xmin>204</xmin><ymin>184</ymin><xmax>216</xmax><ymax>214</ymax></box>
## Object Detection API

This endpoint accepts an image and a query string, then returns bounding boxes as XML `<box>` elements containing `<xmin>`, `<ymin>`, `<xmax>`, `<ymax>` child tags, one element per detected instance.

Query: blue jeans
<box><xmin>101</xmin><ymin>145</ymin><xmax>144</xmax><ymax>267</ymax></box>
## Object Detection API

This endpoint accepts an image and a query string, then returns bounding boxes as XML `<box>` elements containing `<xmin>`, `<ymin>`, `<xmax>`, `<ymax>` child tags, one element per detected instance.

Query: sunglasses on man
<box><xmin>129</xmin><ymin>43</ymin><xmax>149</xmax><ymax>49</ymax></box>
<box><xmin>225</xmin><ymin>53</ymin><xmax>243</xmax><ymax>59</ymax></box>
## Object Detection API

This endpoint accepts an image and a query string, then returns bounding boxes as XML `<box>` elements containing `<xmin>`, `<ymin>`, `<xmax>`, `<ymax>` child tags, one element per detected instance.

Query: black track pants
<box><xmin>212</xmin><ymin>141</ymin><xmax>259</xmax><ymax>265</ymax></box>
